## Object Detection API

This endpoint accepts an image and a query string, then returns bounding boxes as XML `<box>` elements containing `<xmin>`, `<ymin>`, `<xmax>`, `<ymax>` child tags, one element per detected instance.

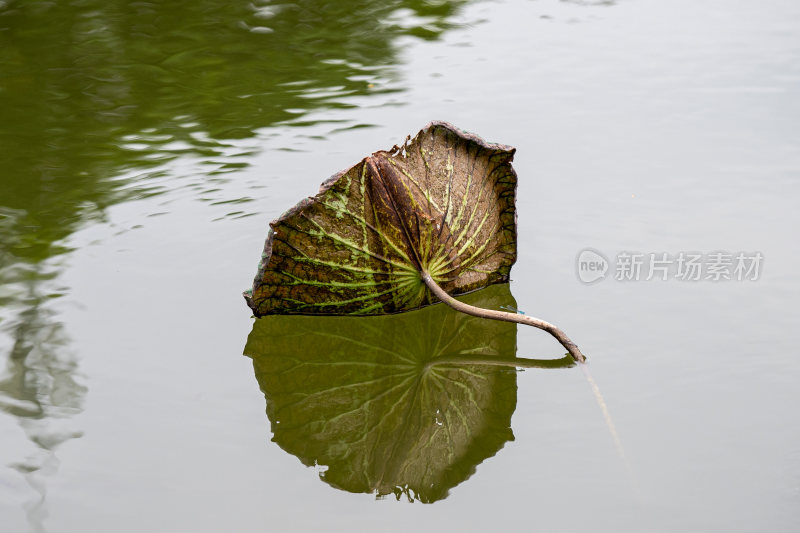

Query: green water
<box><xmin>0</xmin><ymin>0</ymin><xmax>462</xmax><ymax>281</ymax></box>
<box><xmin>2</xmin><ymin>0</ymin><xmax>799</xmax><ymax>531</ymax></box>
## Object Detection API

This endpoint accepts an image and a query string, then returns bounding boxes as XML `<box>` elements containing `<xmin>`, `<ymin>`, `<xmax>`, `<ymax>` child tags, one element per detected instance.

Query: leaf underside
<box><xmin>244</xmin><ymin>284</ymin><xmax>518</xmax><ymax>503</ymax></box>
<box><xmin>245</xmin><ymin>121</ymin><xmax>517</xmax><ymax>316</ymax></box>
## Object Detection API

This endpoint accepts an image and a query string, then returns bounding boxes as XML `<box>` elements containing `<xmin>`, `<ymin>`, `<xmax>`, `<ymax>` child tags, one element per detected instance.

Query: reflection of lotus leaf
<box><xmin>245</xmin><ymin>284</ymin><xmax>523</xmax><ymax>503</ymax></box>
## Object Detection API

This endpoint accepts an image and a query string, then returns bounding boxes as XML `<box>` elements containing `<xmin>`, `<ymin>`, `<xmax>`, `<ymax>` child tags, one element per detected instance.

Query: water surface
<box><xmin>1</xmin><ymin>0</ymin><xmax>799</xmax><ymax>531</ymax></box>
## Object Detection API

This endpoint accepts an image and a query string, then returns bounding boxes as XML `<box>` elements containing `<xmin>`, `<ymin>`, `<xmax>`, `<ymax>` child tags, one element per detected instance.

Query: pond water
<box><xmin>1</xmin><ymin>0</ymin><xmax>799</xmax><ymax>531</ymax></box>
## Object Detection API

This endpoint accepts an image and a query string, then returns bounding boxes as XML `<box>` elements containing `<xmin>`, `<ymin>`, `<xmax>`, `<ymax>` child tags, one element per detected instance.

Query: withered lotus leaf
<box><xmin>244</xmin><ymin>121</ymin><xmax>517</xmax><ymax>316</ymax></box>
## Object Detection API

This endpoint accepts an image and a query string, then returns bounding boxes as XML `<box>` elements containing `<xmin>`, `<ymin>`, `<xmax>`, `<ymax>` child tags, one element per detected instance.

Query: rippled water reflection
<box><xmin>0</xmin><ymin>0</ymin><xmax>468</xmax><ymax>277</ymax></box>
<box><xmin>1</xmin><ymin>1</ymin><xmax>472</xmax><ymax>528</ymax></box>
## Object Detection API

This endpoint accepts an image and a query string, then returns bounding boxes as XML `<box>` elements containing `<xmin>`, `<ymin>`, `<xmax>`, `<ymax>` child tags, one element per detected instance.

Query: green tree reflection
<box><xmin>0</xmin><ymin>0</ymin><xmax>469</xmax><ymax>268</ymax></box>
<box><xmin>0</xmin><ymin>0</ymin><xmax>470</xmax><ymax>526</ymax></box>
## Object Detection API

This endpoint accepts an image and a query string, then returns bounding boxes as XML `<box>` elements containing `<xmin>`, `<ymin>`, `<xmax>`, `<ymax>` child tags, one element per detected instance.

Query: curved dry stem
<box><xmin>421</xmin><ymin>271</ymin><xmax>587</xmax><ymax>364</ymax></box>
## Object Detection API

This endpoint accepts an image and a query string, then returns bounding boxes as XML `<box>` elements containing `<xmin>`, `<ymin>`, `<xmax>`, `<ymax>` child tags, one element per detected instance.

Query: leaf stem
<box><xmin>421</xmin><ymin>271</ymin><xmax>587</xmax><ymax>364</ymax></box>
<box><xmin>426</xmin><ymin>354</ymin><xmax>575</xmax><ymax>370</ymax></box>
